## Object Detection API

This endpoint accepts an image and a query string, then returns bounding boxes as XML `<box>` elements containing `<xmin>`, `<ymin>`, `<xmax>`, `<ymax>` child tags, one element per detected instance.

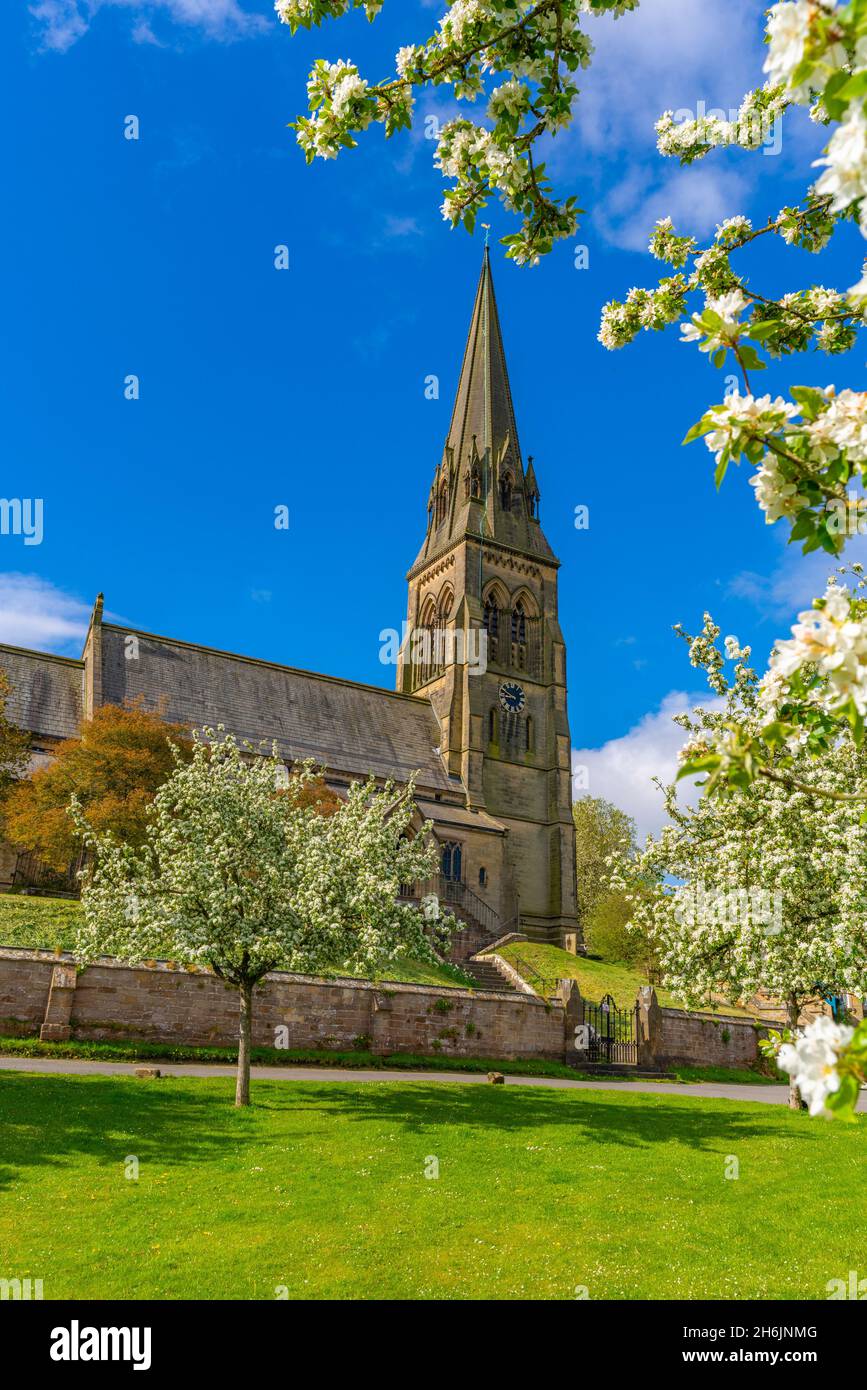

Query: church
<box><xmin>0</xmin><ymin>253</ymin><xmax>581</xmax><ymax>952</ymax></box>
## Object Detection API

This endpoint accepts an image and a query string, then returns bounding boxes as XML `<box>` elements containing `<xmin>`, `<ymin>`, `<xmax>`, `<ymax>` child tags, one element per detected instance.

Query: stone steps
<box><xmin>461</xmin><ymin>959</ymin><xmax>519</xmax><ymax>993</ymax></box>
<box><xmin>568</xmin><ymin>1064</ymin><xmax>675</xmax><ymax>1079</ymax></box>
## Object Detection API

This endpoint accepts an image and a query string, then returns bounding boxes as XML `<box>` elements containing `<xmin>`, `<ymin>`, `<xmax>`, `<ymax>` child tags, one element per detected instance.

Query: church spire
<box><xmin>411</xmin><ymin>249</ymin><xmax>555</xmax><ymax>568</ymax></box>
<box><xmin>444</xmin><ymin>245</ymin><xmax>522</xmax><ymax>476</ymax></box>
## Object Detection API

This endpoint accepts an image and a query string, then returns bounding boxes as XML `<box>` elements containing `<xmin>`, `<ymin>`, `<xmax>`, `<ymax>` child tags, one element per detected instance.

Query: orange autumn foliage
<box><xmin>2</xmin><ymin>703</ymin><xmax>194</xmax><ymax>871</ymax></box>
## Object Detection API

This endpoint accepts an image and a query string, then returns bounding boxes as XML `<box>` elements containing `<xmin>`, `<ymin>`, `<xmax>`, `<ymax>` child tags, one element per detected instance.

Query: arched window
<box><xmin>478</xmin><ymin>866</ymin><xmax>488</xmax><ymax>888</ymax></box>
<box><xmin>511</xmin><ymin>600</ymin><xmax>527</xmax><ymax>645</ymax></box>
<box><xmin>483</xmin><ymin>595</ymin><xmax>500</xmax><ymax>662</ymax></box>
<box><xmin>471</xmin><ymin>463</ymin><xmax>481</xmax><ymax>499</ymax></box>
<box><xmin>463</xmin><ymin>469</ymin><xmax>471</xmax><ymax>500</ymax></box>
<box><xmin>500</xmin><ymin>472</ymin><xmax>513</xmax><ymax>510</ymax></box>
<box><xmin>441</xmin><ymin>841</ymin><xmax>462</xmax><ymax>882</ymax></box>
<box><xmin>413</xmin><ymin>597</ymin><xmax>438</xmax><ymax>688</ymax></box>
<box><xmin>437</xmin><ymin>482</ymin><xmax>448</xmax><ymax>525</ymax></box>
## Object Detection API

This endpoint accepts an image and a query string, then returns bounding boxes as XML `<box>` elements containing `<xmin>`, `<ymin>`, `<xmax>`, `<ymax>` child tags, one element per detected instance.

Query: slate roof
<box><xmin>0</xmin><ymin>645</ymin><xmax>84</xmax><ymax>742</ymax></box>
<box><xmin>415</xmin><ymin>799</ymin><xmax>506</xmax><ymax>836</ymax></box>
<box><xmin>100</xmin><ymin>625</ymin><xmax>453</xmax><ymax>792</ymax></box>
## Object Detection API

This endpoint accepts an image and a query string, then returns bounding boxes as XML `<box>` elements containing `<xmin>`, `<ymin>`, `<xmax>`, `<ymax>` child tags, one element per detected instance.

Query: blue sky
<box><xmin>2</xmin><ymin>0</ymin><xmax>865</xmax><ymax>834</ymax></box>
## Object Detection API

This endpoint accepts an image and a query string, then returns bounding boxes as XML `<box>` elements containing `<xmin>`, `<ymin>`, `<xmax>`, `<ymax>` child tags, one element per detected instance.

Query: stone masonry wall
<box><xmin>0</xmin><ymin>950</ymin><xmax>770</xmax><ymax>1070</ymax></box>
<box><xmin>655</xmin><ymin>1006</ymin><xmax>763</xmax><ymax>1068</ymax></box>
<box><xmin>0</xmin><ymin>950</ymin><xmax>52</xmax><ymax>1036</ymax></box>
<box><xmin>0</xmin><ymin>948</ymin><xmax>564</xmax><ymax>1060</ymax></box>
<box><xmin>636</xmin><ymin>987</ymin><xmax>765</xmax><ymax>1069</ymax></box>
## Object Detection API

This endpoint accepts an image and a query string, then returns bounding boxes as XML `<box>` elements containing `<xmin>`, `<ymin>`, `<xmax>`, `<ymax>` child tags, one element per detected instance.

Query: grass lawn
<box><xmin>0</xmin><ymin>1070</ymin><xmax>860</xmax><ymax>1299</ymax></box>
<box><xmin>499</xmin><ymin>942</ymin><xmax>751</xmax><ymax>1015</ymax></box>
<box><xmin>0</xmin><ymin>894</ymin><xmax>81</xmax><ymax>952</ymax></box>
<box><xmin>0</xmin><ymin>893</ymin><xmax>471</xmax><ymax>990</ymax></box>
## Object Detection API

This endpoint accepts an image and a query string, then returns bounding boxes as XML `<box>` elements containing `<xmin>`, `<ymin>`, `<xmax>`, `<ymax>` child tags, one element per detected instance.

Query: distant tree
<box><xmin>282</xmin><ymin>773</ymin><xmax>342</xmax><ymax>817</ymax></box>
<box><xmin>0</xmin><ymin>670</ymin><xmax>29</xmax><ymax>799</ymax></box>
<box><xmin>2</xmin><ymin>702</ymin><xmax>193</xmax><ymax>871</ymax></box>
<box><xmin>572</xmin><ymin>795</ymin><xmax>637</xmax><ymax>925</ymax></box>
<box><xmin>72</xmin><ymin>730</ymin><xmax>455</xmax><ymax>1107</ymax></box>
<box><xmin>584</xmin><ymin>890</ymin><xmax>661</xmax><ymax>982</ymax></box>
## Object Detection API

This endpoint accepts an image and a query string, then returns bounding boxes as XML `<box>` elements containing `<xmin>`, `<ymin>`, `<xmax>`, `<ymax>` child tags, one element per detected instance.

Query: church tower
<box><xmin>397</xmin><ymin>250</ymin><xmax>581</xmax><ymax>951</ymax></box>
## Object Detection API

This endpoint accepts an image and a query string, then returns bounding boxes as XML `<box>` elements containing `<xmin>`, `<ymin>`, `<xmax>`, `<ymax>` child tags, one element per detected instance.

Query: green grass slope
<box><xmin>0</xmin><ymin>893</ymin><xmax>471</xmax><ymax>990</ymax></box>
<box><xmin>498</xmin><ymin>941</ymin><xmax>751</xmax><ymax>1015</ymax></box>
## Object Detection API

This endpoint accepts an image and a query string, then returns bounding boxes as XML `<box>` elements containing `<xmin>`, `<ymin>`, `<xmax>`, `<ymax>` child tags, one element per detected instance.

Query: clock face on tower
<box><xmin>498</xmin><ymin>681</ymin><xmax>526</xmax><ymax>714</ymax></box>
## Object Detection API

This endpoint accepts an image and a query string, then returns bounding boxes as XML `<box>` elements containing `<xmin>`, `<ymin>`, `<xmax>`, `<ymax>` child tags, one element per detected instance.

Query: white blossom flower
<box><xmin>769</xmin><ymin>583</ymin><xmax>867</xmax><ymax>715</ymax></box>
<box><xmin>806</xmin><ymin>387</ymin><xmax>867</xmax><ymax>464</ymax></box>
<box><xmin>777</xmin><ymin>1015</ymin><xmax>854</xmax><ymax>1116</ymax></box>
<box><xmin>681</xmin><ymin>289</ymin><xmax>750</xmax><ymax>351</ymax></box>
<box><xmin>765</xmin><ymin>1</ymin><xmax>841</xmax><ymax>100</ymax></box>
<box><xmin>488</xmin><ymin>80</ymin><xmax>530</xmax><ymax>122</ymax></box>
<box><xmin>332</xmin><ymin>70</ymin><xmax>368</xmax><ymax>116</ymax></box>
<box><xmin>814</xmin><ymin>105</ymin><xmax>867</xmax><ymax>229</ymax></box>
<box><xmin>701</xmin><ymin>392</ymin><xmax>798</xmax><ymax>467</ymax></box>
<box><xmin>396</xmin><ymin>45</ymin><xmax>421</xmax><ymax>79</ymax></box>
<box><xmin>749</xmin><ymin>452</ymin><xmax>810</xmax><ymax>524</ymax></box>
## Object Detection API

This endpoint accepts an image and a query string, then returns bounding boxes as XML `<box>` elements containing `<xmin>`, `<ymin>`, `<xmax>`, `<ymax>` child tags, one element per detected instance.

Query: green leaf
<box><xmin>738</xmin><ymin>345</ymin><xmax>767</xmax><ymax>371</ymax></box>
<box><xmin>790</xmin><ymin>512</ymin><xmax>815</xmax><ymax>542</ymax></box>
<box><xmin>834</xmin><ymin>69</ymin><xmax>867</xmax><ymax>104</ymax></box>
<box><xmin>683</xmin><ymin>417</ymin><xmax>711</xmax><ymax>445</ymax></box>
<box><xmin>790</xmin><ymin>386</ymin><xmax>826</xmax><ymax>422</ymax></box>
<box><xmin>826</xmin><ymin>1071</ymin><xmax>859</xmax><ymax>1117</ymax></box>
<box><xmin>676</xmin><ymin>755</ymin><xmax>721</xmax><ymax>781</ymax></box>
<box><xmin>748</xmin><ymin>321</ymin><xmax>779</xmax><ymax>342</ymax></box>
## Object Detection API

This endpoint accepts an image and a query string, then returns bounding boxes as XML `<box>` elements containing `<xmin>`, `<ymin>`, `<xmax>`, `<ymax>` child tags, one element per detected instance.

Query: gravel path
<box><xmin>4</xmin><ymin>1054</ymin><xmax>862</xmax><ymax>1109</ymax></box>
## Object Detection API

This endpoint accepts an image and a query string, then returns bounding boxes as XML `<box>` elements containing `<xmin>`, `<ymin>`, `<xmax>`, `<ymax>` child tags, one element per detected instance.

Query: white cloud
<box><xmin>29</xmin><ymin>0</ymin><xmax>268</xmax><ymax>53</ymax></box>
<box><xmin>728</xmin><ymin>532</ymin><xmax>867</xmax><ymax>623</ymax></box>
<box><xmin>0</xmin><ymin>574</ymin><xmax>94</xmax><ymax>653</ymax></box>
<box><xmin>575</xmin><ymin>0</ymin><xmax>765</xmax><ymax>157</ymax></box>
<box><xmin>544</xmin><ymin>0</ymin><xmax>778</xmax><ymax>247</ymax></box>
<box><xmin>595</xmin><ymin>164</ymin><xmax>750</xmax><ymax>251</ymax></box>
<box><xmin>572</xmin><ymin>688</ymin><xmax>724</xmax><ymax>841</ymax></box>
<box><xmin>383</xmin><ymin>215</ymin><xmax>423</xmax><ymax>239</ymax></box>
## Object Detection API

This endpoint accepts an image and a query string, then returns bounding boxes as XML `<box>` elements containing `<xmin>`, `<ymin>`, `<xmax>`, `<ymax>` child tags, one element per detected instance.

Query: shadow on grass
<box><xmin>0</xmin><ymin>1071</ymin><xmax>821</xmax><ymax>1193</ymax></box>
<box><xmin>250</xmin><ymin>1076</ymin><xmax>813</xmax><ymax>1158</ymax></box>
<box><xmin>0</xmin><ymin>1072</ymin><xmax>297</xmax><ymax>1191</ymax></box>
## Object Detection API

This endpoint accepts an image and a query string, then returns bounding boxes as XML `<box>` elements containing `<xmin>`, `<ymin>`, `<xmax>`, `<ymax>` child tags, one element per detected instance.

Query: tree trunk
<box><xmin>786</xmin><ymin>994</ymin><xmax>804</xmax><ymax>1112</ymax></box>
<box><xmin>236</xmin><ymin>979</ymin><xmax>253</xmax><ymax>1108</ymax></box>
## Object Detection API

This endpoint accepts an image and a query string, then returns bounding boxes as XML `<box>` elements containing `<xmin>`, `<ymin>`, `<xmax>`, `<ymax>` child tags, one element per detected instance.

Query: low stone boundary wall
<box><xmin>0</xmin><ymin>948</ymin><xmax>565</xmax><ymax>1061</ymax></box>
<box><xmin>0</xmin><ymin>948</ymin><xmax>772</xmax><ymax>1069</ymax></box>
<box><xmin>637</xmin><ymin>986</ymin><xmax>766</xmax><ymax>1069</ymax></box>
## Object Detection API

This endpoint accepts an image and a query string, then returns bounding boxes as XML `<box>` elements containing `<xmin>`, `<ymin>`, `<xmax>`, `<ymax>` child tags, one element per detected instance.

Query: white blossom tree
<box><xmin>275</xmin><ymin>0</ymin><xmax>638</xmax><ymax>266</ymax></box>
<box><xmin>596</xmin><ymin>0</ymin><xmax>867</xmax><ymax>795</ymax></box>
<box><xmin>72</xmin><ymin>729</ymin><xmax>452</xmax><ymax>1106</ymax></box>
<box><xmin>612</xmin><ymin>616</ymin><xmax>867</xmax><ymax>1109</ymax></box>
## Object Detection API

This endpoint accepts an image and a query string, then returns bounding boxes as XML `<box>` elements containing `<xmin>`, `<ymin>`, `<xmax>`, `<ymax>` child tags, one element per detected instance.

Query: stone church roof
<box><xmin>0</xmin><ymin>644</ymin><xmax>84</xmax><ymax>743</ymax></box>
<box><xmin>100</xmin><ymin>625</ymin><xmax>453</xmax><ymax>793</ymax></box>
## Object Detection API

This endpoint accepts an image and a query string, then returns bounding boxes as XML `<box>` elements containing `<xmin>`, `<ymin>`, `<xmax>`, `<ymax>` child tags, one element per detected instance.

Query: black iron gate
<box><xmin>575</xmin><ymin>993</ymin><xmax>639</xmax><ymax>1065</ymax></box>
<box><xmin>11</xmin><ymin>849</ymin><xmax>84</xmax><ymax>897</ymax></box>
